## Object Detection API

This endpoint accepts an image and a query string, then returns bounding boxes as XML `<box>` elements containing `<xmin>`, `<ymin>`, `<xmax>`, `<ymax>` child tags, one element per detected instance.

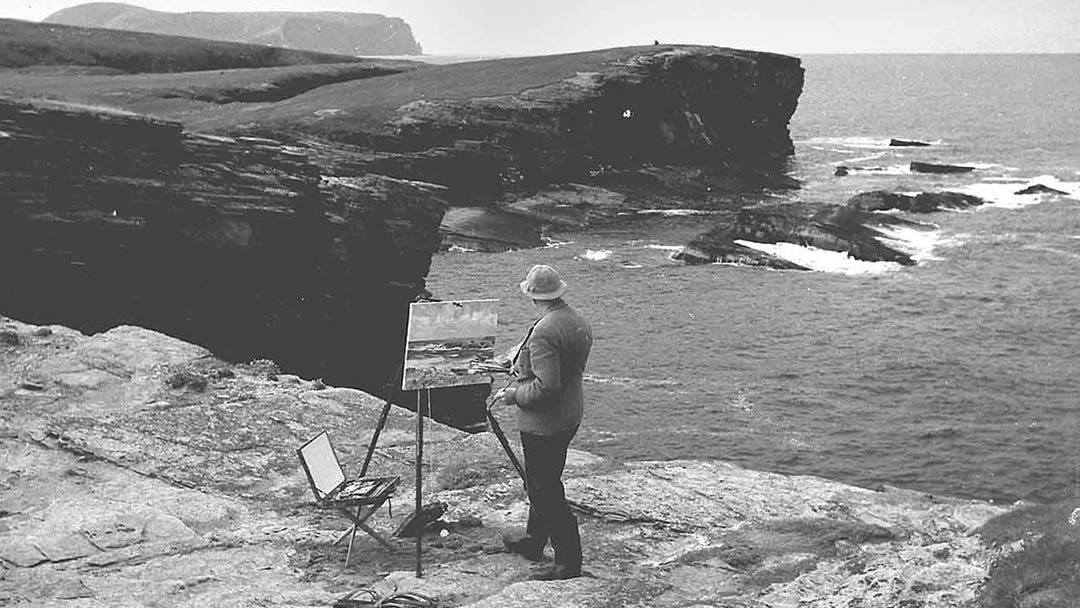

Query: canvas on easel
<box><xmin>401</xmin><ymin>299</ymin><xmax>500</xmax><ymax>391</ymax></box>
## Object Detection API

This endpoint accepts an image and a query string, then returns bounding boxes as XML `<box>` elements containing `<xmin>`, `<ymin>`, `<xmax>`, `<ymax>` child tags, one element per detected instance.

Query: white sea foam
<box><xmin>840</xmin><ymin>152</ymin><xmax>887</xmax><ymax>164</ymax></box>
<box><xmin>956</xmin><ymin>175</ymin><xmax>1080</xmax><ymax>210</ymax></box>
<box><xmin>583</xmin><ymin>374</ymin><xmax>679</xmax><ymax>387</ymax></box>
<box><xmin>579</xmin><ymin>249</ymin><xmax>613</xmax><ymax>261</ymax></box>
<box><xmin>798</xmin><ymin>136</ymin><xmax>894</xmax><ymax>149</ymax></box>
<box><xmin>982</xmin><ymin>176</ymin><xmax>1031</xmax><ymax>183</ymax></box>
<box><xmin>636</xmin><ymin>209</ymin><xmax>718</xmax><ymax>217</ymax></box>
<box><xmin>644</xmin><ymin>244</ymin><xmax>685</xmax><ymax>252</ymax></box>
<box><xmin>837</xmin><ymin>163</ymin><xmax>912</xmax><ymax>176</ymax></box>
<box><xmin>1022</xmin><ymin>245</ymin><xmax>1080</xmax><ymax>260</ymax></box>
<box><xmin>446</xmin><ymin>245</ymin><xmax>475</xmax><ymax>253</ymax></box>
<box><xmin>869</xmin><ymin>223</ymin><xmax>947</xmax><ymax>263</ymax></box>
<box><xmin>734</xmin><ymin>240</ymin><xmax>903</xmax><ymax>275</ymax></box>
<box><xmin>543</xmin><ymin>239</ymin><xmax>574</xmax><ymax>248</ymax></box>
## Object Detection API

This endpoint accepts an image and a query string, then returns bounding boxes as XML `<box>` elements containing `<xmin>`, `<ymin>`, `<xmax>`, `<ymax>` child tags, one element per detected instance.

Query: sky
<box><xmin>3</xmin><ymin>0</ymin><xmax>1079</xmax><ymax>56</ymax></box>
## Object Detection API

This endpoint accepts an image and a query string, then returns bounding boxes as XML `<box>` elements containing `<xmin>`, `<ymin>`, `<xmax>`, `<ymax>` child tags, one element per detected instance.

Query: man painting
<box><xmin>494</xmin><ymin>264</ymin><xmax>593</xmax><ymax>581</ymax></box>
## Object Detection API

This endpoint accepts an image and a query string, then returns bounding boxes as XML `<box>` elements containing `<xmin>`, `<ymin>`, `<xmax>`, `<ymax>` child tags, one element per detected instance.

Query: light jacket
<box><xmin>508</xmin><ymin>300</ymin><xmax>592</xmax><ymax>435</ymax></box>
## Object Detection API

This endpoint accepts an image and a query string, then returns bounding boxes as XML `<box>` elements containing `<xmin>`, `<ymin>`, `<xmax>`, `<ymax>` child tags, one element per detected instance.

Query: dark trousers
<box><xmin>520</xmin><ymin>426</ymin><xmax>582</xmax><ymax>570</ymax></box>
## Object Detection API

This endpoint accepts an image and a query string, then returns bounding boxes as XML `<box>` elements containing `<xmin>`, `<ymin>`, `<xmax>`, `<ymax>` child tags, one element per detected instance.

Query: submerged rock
<box><xmin>1015</xmin><ymin>183</ymin><xmax>1069</xmax><ymax>196</ymax></box>
<box><xmin>846</xmin><ymin>190</ymin><xmax>988</xmax><ymax>213</ymax></box>
<box><xmin>674</xmin><ymin>203</ymin><xmax>926</xmax><ymax>269</ymax></box>
<box><xmin>676</xmin><ymin>189</ymin><xmax>990</xmax><ymax>270</ymax></box>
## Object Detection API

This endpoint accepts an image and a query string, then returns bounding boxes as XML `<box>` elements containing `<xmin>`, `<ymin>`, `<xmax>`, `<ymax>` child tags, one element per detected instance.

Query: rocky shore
<box><xmin>0</xmin><ymin>316</ymin><xmax>1017</xmax><ymax>607</ymax></box>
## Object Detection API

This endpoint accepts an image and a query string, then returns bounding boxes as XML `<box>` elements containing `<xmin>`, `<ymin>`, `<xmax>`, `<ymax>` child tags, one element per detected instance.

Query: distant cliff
<box><xmin>44</xmin><ymin>2</ymin><xmax>423</xmax><ymax>56</ymax></box>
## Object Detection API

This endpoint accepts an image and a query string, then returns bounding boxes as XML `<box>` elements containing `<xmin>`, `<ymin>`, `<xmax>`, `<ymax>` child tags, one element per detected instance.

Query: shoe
<box><xmin>502</xmin><ymin>536</ymin><xmax>544</xmax><ymax>562</ymax></box>
<box><xmin>333</xmin><ymin>587</ymin><xmax>380</xmax><ymax>607</ymax></box>
<box><xmin>377</xmin><ymin>591</ymin><xmax>439</xmax><ymax>608</ymax></box>
<box><xmin>529</xmin><ymin>564</ymin><xmax>581</xmax><ymax>581</ymax></box>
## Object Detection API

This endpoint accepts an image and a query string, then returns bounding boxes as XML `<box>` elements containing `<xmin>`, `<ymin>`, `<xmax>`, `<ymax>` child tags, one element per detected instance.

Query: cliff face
<box><xmin>203</xmin><ymin>47</ymin><xmax>803</xmax><ymax>201</ymax></box>
<box><xmin>0</xmin><ymin>45</ymin><xmax>803</xmax><ymax>424</ymax></box>
<box><xmin>45</xmin><ymin>2</ymin><xmax>423</xmax><ymax>56</ymax></box>
<box><xmin>0</xmin><ymin>96</ymin><xmax>464</xmax><ymax>423</ymax></box>
<box><xmin>191</xmin><ymin>46</ymin><xmax>803</xmax><ymax>249</ymax></box>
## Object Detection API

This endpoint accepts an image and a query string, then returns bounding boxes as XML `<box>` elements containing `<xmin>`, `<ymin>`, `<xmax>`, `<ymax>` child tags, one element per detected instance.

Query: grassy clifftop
<box><xmin>0</xmin><ymin>17</ymin><xmax>368</xmax><ymax>73</ymax></box>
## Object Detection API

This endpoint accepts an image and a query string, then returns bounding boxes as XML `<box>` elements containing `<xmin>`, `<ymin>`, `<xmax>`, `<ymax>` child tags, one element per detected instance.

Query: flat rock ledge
<box><xmin>0</xmin><ymin>316</ymin><xmax>1010</xmax><ymax>607</ymax></box>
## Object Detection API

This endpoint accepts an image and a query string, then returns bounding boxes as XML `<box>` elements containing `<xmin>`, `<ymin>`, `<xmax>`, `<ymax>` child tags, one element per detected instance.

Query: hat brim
<box><xmin>520</xmin><ymin>279</ymin><xmax>567</xmax><ymax>300</ymax></box>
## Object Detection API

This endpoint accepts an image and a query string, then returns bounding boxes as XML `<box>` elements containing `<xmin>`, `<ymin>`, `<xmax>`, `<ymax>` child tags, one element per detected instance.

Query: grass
<box><xmin>0</xmin><ymin>18</ymin><xmax>367</xmax><ymax>73</ymax></box>
<box><xmin>0</xmin><ymin>21</ymin><xmax>688</xmax><ymax>138</ymax></box>
<box><xmin>185</xmin><ymin>45</ymin><xmax>706</xmax><ymax>137</ymax></box>
<box><xmin>976</xmin><ymin>500</ymin><xmax>1080</xmax><ymax>607</ymax></box>
<box><xmin>0</xmin><ymin>61</ymin><xmax>419</xmax><ymax>119</ymax></box>
<box><xmin>0</xmin><ymin>30</ymin><xmax>768</xmax><ymax>145</ymax></box>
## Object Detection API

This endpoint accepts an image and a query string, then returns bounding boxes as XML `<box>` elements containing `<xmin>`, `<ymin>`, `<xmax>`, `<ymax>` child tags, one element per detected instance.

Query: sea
<box><xmin>426</xmin><ymin>54</ymin><xmax>1080</xmax><ymax>506</ymax></box>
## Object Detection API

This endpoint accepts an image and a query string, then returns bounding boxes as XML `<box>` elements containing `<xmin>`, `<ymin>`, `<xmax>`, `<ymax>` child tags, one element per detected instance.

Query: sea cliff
<box><xmin>0</xmin><ymin>317</ymin><xmax>1017</xmax><ymax>607</ymax></box>
<box><xmin>0</xmin><ymin>45</ymin><xmax>804</xmax><ymax>426</ymax></box>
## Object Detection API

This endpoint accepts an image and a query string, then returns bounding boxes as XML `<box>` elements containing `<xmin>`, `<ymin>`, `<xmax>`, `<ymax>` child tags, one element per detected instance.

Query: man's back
<box><xmin>513</xmin><ymin>301</ymin><xmax>592</xmax><ymax>434</ymax></box>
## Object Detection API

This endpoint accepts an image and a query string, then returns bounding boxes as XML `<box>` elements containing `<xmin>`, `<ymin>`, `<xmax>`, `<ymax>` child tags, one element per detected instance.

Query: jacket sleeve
<box><xmin>511</xmin><ymin>332</ymin><xmax>562</xmax><ymax>410</ymax></box>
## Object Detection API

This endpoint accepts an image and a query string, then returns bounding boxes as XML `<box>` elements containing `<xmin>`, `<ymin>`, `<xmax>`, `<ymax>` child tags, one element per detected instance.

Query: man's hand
<box><xmin>492</xmin><ymin>386</ymin><xmax>516</xmax><ymax>405</ymax></box>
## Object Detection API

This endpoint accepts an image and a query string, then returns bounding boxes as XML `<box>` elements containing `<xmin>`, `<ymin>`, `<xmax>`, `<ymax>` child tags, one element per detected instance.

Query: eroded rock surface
<box><xmin>0</xmin><ymin>317</ymin><xmax>1012</xmax><ymax>607</ymax></box>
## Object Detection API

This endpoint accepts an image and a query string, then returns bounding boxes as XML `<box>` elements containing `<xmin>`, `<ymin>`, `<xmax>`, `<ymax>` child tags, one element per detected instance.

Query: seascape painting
<box><xmin>401</xmin><ymin>299</ymin><xmax>499</xmax><ymax>390</ymax></box>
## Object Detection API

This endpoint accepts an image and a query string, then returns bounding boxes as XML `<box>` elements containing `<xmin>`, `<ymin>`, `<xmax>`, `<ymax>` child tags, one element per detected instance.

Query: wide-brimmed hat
<box><xmin>519</xmin><ymin>265</ymin><xmax>567</xmax><ymax>300</ymax></box>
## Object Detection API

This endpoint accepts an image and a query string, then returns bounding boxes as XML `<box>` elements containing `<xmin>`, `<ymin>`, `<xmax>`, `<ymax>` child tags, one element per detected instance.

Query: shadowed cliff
<box><xmin>0</xmin><ymin>96</ymin><xmax>480</xmax><ymax>426</ymax></box>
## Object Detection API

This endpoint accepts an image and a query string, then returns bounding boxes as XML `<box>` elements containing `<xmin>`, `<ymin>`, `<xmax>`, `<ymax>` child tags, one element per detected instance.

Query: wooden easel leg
<box><xmin>345</xmin><ymin>504</ymin><xmax>361</xmax><ymax>566</ymax></box>
<box><xmin>415</xmin><ymin>389</ymin><xmax>426</xmax><ymax>577</ymax></box>
<box><xmin>360</xmin><ymin>399</ymin><xmax>393</xmax><ymax>478</ymax></box>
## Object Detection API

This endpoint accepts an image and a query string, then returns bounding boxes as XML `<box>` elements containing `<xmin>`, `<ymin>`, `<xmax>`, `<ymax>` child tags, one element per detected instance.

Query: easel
<box><xmin>486</xmin><ymin>380</ymin><xmax>527</xmax><ymax>490</ymax></box>
<box><xmin>414</xmin><ymin>387</ymin><xmax>428</xmax><ymax>577</ymax></box>
<box><xmin>350</xmin><ymin>372</ymin><xmax>428</xmax><ymax>578</ymax></box>
<box><xmin>398</xmin><ymin>298</ymin><xmax>501</xmax><ymax>577</ymax></box>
